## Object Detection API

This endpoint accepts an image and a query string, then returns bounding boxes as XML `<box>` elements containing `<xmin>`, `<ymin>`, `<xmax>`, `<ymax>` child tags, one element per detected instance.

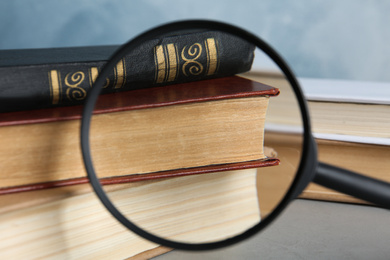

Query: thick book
<box><xmin>243</xmin><ymin>72</ymin><xmax>390</xmax><ymax>145</ymax></box>
<box><xmin>0</xmin><ymin>76</ymin><xmax>279</xmax><ymax>193</ymax></box>
<box><xmin>263</xmin><ymin>131</ymin><xmax>390</xmax><ymax>205</ymax></box>
<box><xmin>301</xmin><ymin>138</ymin><xmax>390</xmax><ymax>204</ymax></box>
<box><xmin>243</xmin><ymin>72</ymin><xmax>389</xmax><ymax>204</ymax></box>
<box><xmin>0</xmin><ymin>30</ymin><xmax>255</xmax><ymax>112</ymax></box>
<box><xmin>0</xmin><ymin>167</ymin><xmax>261</xmax><ymax>259</ymax></box>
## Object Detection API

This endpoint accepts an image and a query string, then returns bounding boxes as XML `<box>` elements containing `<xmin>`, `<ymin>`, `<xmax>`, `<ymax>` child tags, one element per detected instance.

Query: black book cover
<box><xmin>0</xmin><ymin>30</ymin><xmax>254</xmax><ymax>112</ymax></box>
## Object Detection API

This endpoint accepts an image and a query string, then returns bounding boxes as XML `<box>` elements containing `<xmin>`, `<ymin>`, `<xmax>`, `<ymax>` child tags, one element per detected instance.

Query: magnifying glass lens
<box><xmin>87</xmin><ymin>26</ymin><xmax>304</xmax><ymax>244</ymax></box>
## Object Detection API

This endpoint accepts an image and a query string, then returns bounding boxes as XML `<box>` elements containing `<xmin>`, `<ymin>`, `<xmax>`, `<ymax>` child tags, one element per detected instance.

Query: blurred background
<box><xmin>0</xmin><ymin>0</ymin><xmax>389</xmax><ymax>82</ymax></box>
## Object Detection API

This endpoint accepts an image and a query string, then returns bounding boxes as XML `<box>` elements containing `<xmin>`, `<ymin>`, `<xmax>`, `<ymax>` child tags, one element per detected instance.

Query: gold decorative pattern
<box><xmin>205</xmin><ymin>38</ymin><xmax>219</xmax><ymax>76</ymax></box>
<box><xmin>181</xmin><ymin>43</ymin><xmax>203</xmax><ymax>76</ymax></box>
<box><xmin>114</xmin><ymin>59</ymin><xmax>126</xmax><ymax>89</ymax></box>
<box><xmin>154</xmin><ymin>39</ymin><xmax>219</xmax><ymax>83</ymax></box>
<box><xmin>48</xmin><ymin>70</ymin><xmax>62</xmax><ymax>105</ymax></box>
<box><xmin>48</xmin><ymin>38</ymin><xmax>221</xmax><ymax>105</ymax></box>
<box><xmin>166</xmin><ymin>43</ymin><xmax>178</xmax><ymax>82</ymax></box>
<box><xmin>89</xmin><ymin>67</ymin><xmax>110</xmax><ymax>88</ymax></box>
<box><xmin>89</xmin><ymin>67</ymin><xmax>99</xmax><ymax>87</ymax></box>
<box><xmin>154</xmin><ymin>45</ymin><xmax>166</xmax><ymax>83</ymax></box>
<box><xmin>154</xmin><ymin>44</ymin><xmax>179</xmax><ymax>84</ymax></box>
<box><xmin>65</xmin><ymin>71</ymin><xmax>87</xmax><ymax>101</ymax></box>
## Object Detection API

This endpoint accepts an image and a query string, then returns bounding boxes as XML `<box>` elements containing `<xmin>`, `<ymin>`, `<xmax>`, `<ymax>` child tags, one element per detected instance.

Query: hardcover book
<box><xmin>0</xmin><ymin>167</ymin><xmax>261</xmax><ymax>259</ymax></box>
<box><xmin>243</xmin><ymin>71</ymin><xmax>390</xmax><ymax>204</ymax></box>
<box><xmin>0</xmin><ymin>30</ymin><xmax>254</xmax><ymax>112</ymax></box>
<box><xmin>0</xmin><ymin>76</ymin><xmax>279</xmax><ymax>193</ymax></box>
<box><xmin>0</xmin><ymin>75</ymin><xmax>280</xmax><ymax>258</ymax></box>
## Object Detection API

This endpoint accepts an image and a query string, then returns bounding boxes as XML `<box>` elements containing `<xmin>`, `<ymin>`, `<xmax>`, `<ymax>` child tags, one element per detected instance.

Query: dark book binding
<box><xmin>0</xmin><ymin>76</ymin><xmax>280</xmax><ymax>127</ymax></box>
<box><xmin>0</xmin><ymin>30</ymin><xmax>255</xmax><ymax>112</ymax></box>
<box><xmin>0</xmin><ymin>76</ymin><xmax>280</xmax><ymax>195</ymax></box>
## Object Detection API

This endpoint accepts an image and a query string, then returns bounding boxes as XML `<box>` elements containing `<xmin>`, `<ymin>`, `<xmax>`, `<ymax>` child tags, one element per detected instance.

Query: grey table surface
<box><xmin>153</xmin><ymin>199</ymin><xmax>389</xmax><ymax>260</ymax></box>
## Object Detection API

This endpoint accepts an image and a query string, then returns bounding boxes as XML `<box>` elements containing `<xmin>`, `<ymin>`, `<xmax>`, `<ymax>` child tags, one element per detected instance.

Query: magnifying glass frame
<box><xmin>80</xmin><ymin>20</ymin><xmax>318</xmax><ymax>250</ymax></box>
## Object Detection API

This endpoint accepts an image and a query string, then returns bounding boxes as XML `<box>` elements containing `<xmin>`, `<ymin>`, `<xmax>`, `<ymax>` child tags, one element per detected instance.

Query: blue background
<box><xmin>1</xmin><ymin>0</ymin><xmax>389</xmax><ymax>82</ymax></box>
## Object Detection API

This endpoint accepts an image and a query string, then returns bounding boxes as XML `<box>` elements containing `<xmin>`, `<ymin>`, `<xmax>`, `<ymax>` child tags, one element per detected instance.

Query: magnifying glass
<box><xmin>81</xmin><ymin>20</ymin><xmax>390</xmax><ymax>250</ymax></box>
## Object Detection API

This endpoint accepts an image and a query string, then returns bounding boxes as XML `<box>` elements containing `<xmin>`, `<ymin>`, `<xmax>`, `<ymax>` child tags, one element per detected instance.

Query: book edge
<box><xmin>0</xmin><ymin>76</ymin><xmax>279</xmax><ymax>127</ymax></box>
<box><xmin>0</xmin><ymin>158</ymin><xmax>280</xmax><ymax>195</ymax></box>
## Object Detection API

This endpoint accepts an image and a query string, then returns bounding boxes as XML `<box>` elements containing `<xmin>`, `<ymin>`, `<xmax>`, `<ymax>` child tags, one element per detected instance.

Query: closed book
<box><xmin>0</xmin><ymin>75</ymin><xmax>280</xmax><ymax>259</ymax></box>
<box><xmin>0</xmin><ymin>76</ymin><xmax>279</xmax><ymax>194</ymax></box>
<box><xmin>244</xmin><ymin>72</ymin><xmax>390</xmax><ymax>204</ymax></box>
<box><xmin>243</xmin><ymin>72</ymin><xmax>390</xmax><ymax>145</ymax></box>
<box><xmin>0</xmin><ymin>30</ymin><xmax>254</xmax><ymax>112</ymax></box>
<box><xmin>0</xmin><ymin>166</ymin><xmax>261</xmax><ymax>259</ymax></box>
<box><xmin>263</xmin><ymin>131</ymin><xmax>390</xmax><ymax>205</ymax></box>
<box><xmin>301</xmin><ymin>139</ymin><xmax>390</xmax><ymax>204</ymax></box>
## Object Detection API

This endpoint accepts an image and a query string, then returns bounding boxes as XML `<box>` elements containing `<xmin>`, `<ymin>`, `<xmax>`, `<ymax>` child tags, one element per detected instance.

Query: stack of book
<box><xmin>243</xmin><ymin>72</ymin><xmax>390</xmax><ymax>205</ymax></box>
<box><xmin>0</xmin><ymin>31</ymin><xmax>281</xmax><ymax>258</ymax></box>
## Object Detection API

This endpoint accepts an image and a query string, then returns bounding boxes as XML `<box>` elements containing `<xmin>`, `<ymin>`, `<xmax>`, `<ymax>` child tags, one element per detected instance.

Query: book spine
<box><xmin>0</xmin><ymin>31</ymin><xmax>254</xmax><ymax>112</ymax></box>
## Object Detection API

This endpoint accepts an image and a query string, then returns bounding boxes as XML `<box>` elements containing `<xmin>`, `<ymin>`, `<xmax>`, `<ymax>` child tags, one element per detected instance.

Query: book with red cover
<box><xmin>0</xmin><ymin>76</ymin><xmax>279</xmax><ymax>195</ymax></box>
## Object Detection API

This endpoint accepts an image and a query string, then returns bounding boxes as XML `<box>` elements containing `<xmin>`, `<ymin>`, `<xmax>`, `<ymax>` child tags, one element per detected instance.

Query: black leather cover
<box><xmin>0</xmin><ymin>30</ymin><xmax>254</xmax><ymax>112</ymax></box>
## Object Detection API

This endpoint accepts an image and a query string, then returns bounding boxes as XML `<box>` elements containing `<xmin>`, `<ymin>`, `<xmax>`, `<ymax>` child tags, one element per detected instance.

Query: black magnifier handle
<box><xmin>313</xmin><ymin>162</ymin><xmax>390</xmax><ymax>209</ymax></box>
